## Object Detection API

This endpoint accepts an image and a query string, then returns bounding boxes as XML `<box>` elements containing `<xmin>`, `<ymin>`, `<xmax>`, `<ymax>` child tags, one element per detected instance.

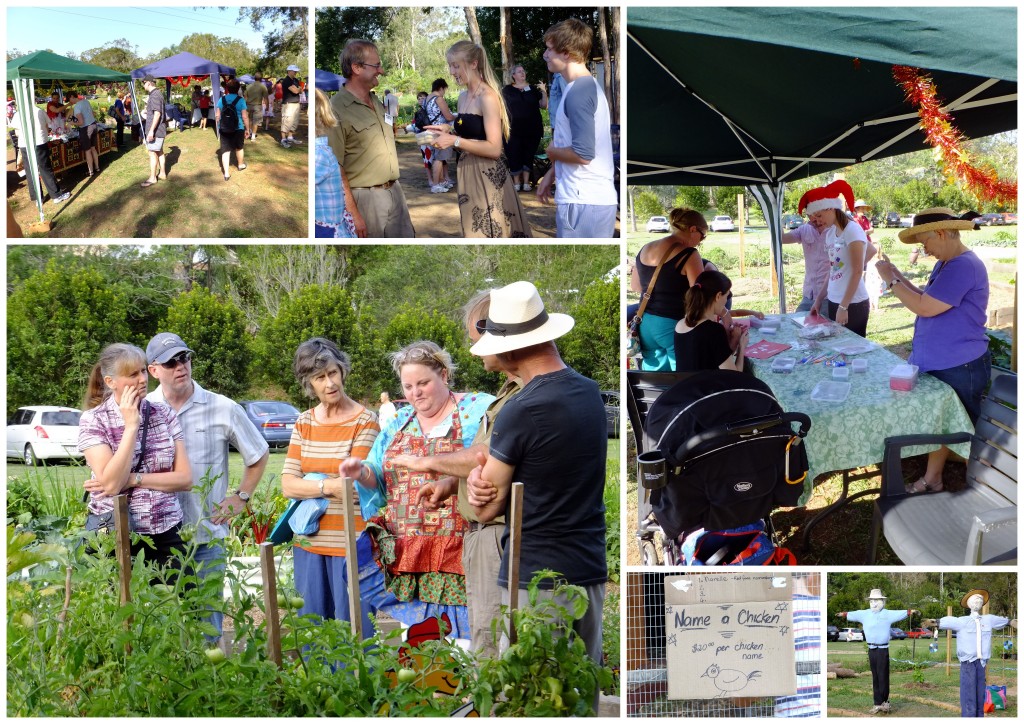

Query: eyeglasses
<box><xmin>693</xmin><ymin>227</ymin><xmax>707</xmax><ymax>241</ymax></box>
<box><xmin>359</xmin><ymin>61</ymin><xmax>383</xmax><ymax>70</ymax></box>
<box><xmin>159</xmin><ymin>352</ymin><xmax>192</xmax><ymax>369</ymax></box>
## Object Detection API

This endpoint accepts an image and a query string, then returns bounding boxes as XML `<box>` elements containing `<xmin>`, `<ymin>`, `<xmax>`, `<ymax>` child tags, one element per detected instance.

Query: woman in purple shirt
<box><xmin>875</xmin><ymin>208</ymin><xmax>990</xmax><ymax>494</ymax></box>
<box><xmin>78</xmin><ymin>343</ymin><xmax>192</xmax><ymax>567</ymax></box>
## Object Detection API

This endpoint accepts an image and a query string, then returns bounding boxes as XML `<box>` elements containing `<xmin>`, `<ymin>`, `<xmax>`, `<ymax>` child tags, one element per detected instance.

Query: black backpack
<box><xmin>413</xmin><ymin>102</ymin><xmax>430</xmax><ymax>130</ymax></box>
<box><xmin>220</xmin><ymin>96</ymin><xmax>240</xmax><ymax>132</ymax></box>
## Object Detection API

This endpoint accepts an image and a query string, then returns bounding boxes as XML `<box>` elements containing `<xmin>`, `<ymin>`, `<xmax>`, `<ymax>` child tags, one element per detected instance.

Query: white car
<box><xmin>899</xmin><ymin>214</ymin><xmax>916</xmax><ymax>228</ymax></box>
<box><xmin>838</xmin><ymin>627</ymin><xmax>865</xmax><ymax>642</ymax></box>
<box><xmin>710</xmin><ymin>215</ymin><xmax>735</xmax><ymax>232</ymax></box>
<box><xmin>6</xmin><ymin>406</ymin><xmax>84</xmax><ymax>466</ymax></box>
<box><xmin>646</xmin><ymin>216</ymin><xmax>670</xmax><ymax>233</ymax></box>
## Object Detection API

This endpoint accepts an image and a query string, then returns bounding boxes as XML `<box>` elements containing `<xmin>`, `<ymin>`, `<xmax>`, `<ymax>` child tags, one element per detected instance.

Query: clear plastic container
<box><xmin>832</xmin><ymin>365</ymin><xmax>850</xmax><ymax>380</ymax></box>
<box><xmin>811</xmin><ymin>380</ymin><xmax>852</xmax><ymax>403</ymax></box>
<box><xmin>890</xmin><ymin>364</ymin><xmax>919</xmax><ymax>391</ymax></box>
<box><xmin>852</xmin><ymin>358</ymin><xmax>868</xmax><ymax>373</ymax></box>
<box><xmin>415</xmin><ymin>130</ymin><xmax>436</xmax><ymax>145</ymax></box>
<box><xmin>761</xmin><ymin>325</ymin><xmax>779</xmax><ymax>335</ymax></box>
<box><xmin>771</xmin><ymin>357</ymin><xmax>796</xmax><ymax>373</ymax></box>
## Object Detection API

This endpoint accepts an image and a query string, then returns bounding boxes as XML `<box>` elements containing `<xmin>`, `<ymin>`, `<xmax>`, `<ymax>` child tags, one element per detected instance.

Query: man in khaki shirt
<box><xmin>329</xmin><ymin>39</ymin><xmax>414</xmax><ymax>238</ymax></box>
<box><xmin>396</xmin><ymin>291</ymin><xmax>522</xmax><ymax>658</ymax></box>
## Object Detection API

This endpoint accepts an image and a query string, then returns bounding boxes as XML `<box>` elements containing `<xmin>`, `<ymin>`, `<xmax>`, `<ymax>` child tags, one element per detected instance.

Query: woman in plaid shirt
<box><xmin>314</xmin><ymin>88</ymin><xmax>356</xmax><ymax>238</ymax></box>
<box><xmin>78</xmin><ymin>343</ymin><xmax>192</xmax><ymax>568</ymax></box>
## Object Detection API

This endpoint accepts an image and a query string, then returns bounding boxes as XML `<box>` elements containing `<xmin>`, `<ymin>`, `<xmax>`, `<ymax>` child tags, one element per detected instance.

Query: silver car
<box><xmin>6</xmin><ymin>406</ymin><xmax>84</xmax><ymax>466</ymax></box>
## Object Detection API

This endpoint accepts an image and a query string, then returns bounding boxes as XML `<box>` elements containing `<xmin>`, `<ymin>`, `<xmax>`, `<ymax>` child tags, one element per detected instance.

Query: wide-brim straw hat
<box><xmin>866</xmin><ymin>588</ymin><xmax>887</xmax><ymax>601</ymax></box>
<box><xmin>898</xmin><ymin>207</ymin><xmax>981</xmax><ymax>243</ymax></box>
<box><xmin>961</xmin><ymin>588</ymin><xmax>990</xmax><ymax>609</ymax></box>
<box><xmin>854</xmin><ymin>199</ymin><xmax>872</xmax><ymax>210</ymax></box>
<box><xmin>470</xmin><ymin>281</ymin><xmax>575</xmax><ymax>356</ymax></box>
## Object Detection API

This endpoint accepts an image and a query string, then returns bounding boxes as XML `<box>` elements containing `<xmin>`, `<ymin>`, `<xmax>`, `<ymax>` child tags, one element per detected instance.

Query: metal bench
<box><xmin>869</xmin><ymin>373</ymin><xmax>1017</xmax><ymax>565</ymax></box>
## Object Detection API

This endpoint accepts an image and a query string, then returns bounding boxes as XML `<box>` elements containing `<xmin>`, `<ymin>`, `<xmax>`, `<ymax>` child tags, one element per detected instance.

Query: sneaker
<box><xmin>289</xmin><ymin>138</ymin><xmax>302</xmax><ymax>145</ymax></box>
<box><xmin>442</xmin><ymin>181</ymin><xmax>454</xmax><ymax>191</ymax></box>
<box><xmin>869</xmin><ymin>705</ymin><xmax>882</xmax><ymax>715</ymax></box>
<box><xmin>52</xmin><ymin>192</ymin><xmax>71</xmax><ymax>204</ymax></box>
<box><xmin>880</xmin><ymin>702</ymin><xmax>891</xmax><ymax>713</ymax></box>
<box><xmin>281</xmin><ymin>138</ymin><xmax>291</xmax><ymax>148</ymax></box>
<box><xmin>430</xmin><ymin>184</ymin><xmax>448</xmax><ymax>194</ymax></box>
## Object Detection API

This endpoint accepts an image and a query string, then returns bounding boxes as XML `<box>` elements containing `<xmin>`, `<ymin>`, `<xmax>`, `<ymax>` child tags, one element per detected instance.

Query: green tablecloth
<box><xmin>747</xmin><ymin>314</ymin><xmax>974</xmax><ymax>505</ymax></box>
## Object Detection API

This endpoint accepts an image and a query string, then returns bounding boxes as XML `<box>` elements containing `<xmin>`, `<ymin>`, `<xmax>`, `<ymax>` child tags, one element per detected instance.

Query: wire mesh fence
<box><xmin>625</xmin><ymin>571</ymin><xmax>821</xmax><ymax>717</ymax></box>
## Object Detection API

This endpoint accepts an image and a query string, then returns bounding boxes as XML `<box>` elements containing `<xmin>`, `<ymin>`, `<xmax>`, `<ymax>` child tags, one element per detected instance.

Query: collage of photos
<box><xmin>3</xmin><ymin>3</ymin><xmax>1018</xmax><ymax>721</ymax></box>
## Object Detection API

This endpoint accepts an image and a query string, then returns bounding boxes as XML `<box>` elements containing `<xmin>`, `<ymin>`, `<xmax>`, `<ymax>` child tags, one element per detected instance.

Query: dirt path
<box><xmin>394</xmin><ymin>129</ymin><xmax>620</xmax><ymax>239</ymax></box>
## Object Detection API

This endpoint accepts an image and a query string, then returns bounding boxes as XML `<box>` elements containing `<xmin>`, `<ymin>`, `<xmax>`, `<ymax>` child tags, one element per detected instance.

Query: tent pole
<box><xmin>749</xmin><ymin>183</ymin><xmax>787</xmax><ymax>313</ymax></box>
<box><xmin>14</xmin><ymin>79</ymin><xmax>45</xmax><ymax>222</ymax></box>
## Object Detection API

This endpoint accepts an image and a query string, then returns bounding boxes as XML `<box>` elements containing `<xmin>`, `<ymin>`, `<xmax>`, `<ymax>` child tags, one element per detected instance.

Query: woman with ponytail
<box><xmin>77</xmin><ymin>343</ymin><xmax>192</xmax><ymax>568</ymax></box>
<box><xmin>674</xmin><ymin>270</ymin><xmax>748</xmax><ymax>372</ymax></box>
<box><xmin>425</xmin><ymin>41</ymin><xmax>531</xmax><ymax>237</ymax></box>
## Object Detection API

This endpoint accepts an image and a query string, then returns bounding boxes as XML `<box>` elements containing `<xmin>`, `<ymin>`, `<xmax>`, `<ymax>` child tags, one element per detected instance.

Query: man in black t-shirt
<box><xmin>140</xmin><ymin>74</ymin><xmax>167</xmax><ymax>187</ymax></box>
<box><xmin>467</xmin><ymin>281</ymin><xmax>608</xmax><ymax>673</ymax></box>
<box><xmin>280</xmin><ymin>64</ymin><xmax>303</xmax><ymax>147</ymax></box>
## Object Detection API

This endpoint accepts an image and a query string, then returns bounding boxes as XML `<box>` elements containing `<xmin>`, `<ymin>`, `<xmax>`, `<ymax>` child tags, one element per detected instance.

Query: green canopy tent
<box><xmin>627</xmin><ymin>6</ymin><xmax>1017</xmax><ymax>310</ymax></box>
<box><xmin>7</xmin><ymin>50</ymin><xmax>135</xmax><ymax>224</ymax></box>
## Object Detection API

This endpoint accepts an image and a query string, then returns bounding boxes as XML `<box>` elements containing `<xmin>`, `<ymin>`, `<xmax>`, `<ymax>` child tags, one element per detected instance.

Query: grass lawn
<box><xmin>7</xmin><ymin>109</ymin><xmax>308</xmax><ymax>238</ymax></box>
<box><xmin>827</xmin><ymin>640</ymin><xmax>1018</xmax><ymax>717</ymax></box>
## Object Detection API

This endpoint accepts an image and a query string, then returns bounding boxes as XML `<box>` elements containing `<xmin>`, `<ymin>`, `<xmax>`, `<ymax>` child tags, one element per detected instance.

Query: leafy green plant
<box><xmin>987</xmin><ymin>329</ymin><xmax>1014</xmax><ymax>370</ymax></box>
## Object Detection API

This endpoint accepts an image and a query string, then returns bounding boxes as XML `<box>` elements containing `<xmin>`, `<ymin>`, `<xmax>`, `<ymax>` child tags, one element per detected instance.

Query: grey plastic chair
<box><xmin>869</xmin><ymin>373</ymin><xmax>1017</xmax><ymax>565</ymax></box>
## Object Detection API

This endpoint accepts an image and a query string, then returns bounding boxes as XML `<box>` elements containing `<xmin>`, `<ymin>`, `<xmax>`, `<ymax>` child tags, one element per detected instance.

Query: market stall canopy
<box><xmin>239</xmin><ymin>74</ymin><xmax>255</xmax><ymax>84</ymax></box>
<box><xmin>627</xmin><ymin>6</ymin><xmax>1017</xmax><ymax>187</ymax></box>
<box><xmin>7</xmin><ymin>49</ymin><xmax>132</xmax><ymax>82</ymax></box>
<box><xmin>131</xmin><ymin>51</ymin><xmax>235</xmax><ymax>80</ymax></box>
<box><xmin>315</xmin><ymin>68</ymin><xmax>345</xmax><ymax>92</ymax></box>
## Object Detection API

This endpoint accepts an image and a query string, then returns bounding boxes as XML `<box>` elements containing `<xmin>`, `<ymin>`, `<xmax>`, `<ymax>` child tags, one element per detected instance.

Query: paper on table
<box><xmin>829</xmin><ymin>339</ymin><xmax>878</xmax><ymax>355</ymax></box>
<box><xmin>745</xmin><ymin>340</ymin><xmax>791</xmax><ymax>360</ymax></box>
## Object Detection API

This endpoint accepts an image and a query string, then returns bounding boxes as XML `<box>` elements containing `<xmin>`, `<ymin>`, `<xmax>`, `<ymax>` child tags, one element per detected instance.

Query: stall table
<box><xmin>745</xmin><ymin>314</ymin><xmax>974</xmax><ymax>542</ymax></box>
<box><xmin>48</xmin><ymin>127</ymin><xmax>115</xmax><ymax>173</ymax></box>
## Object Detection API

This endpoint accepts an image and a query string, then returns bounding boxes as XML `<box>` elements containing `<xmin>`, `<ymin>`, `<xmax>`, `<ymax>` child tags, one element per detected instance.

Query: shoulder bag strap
<box><xmin>132</xmin><ymin>401</ymin><xmax>152</xmax><ymax>473</ymax></box>
<box><xmin>634</xmin><ymin>243</ymin><xmax>684</xmax><ymax>322</ymax></box>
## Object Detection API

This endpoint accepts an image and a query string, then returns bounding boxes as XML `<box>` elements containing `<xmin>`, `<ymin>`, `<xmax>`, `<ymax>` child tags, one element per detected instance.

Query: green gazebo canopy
<box><xmin>7</xmin><ymin>49</ymin><xmax>132</xmax><ymax>83</ymax></box>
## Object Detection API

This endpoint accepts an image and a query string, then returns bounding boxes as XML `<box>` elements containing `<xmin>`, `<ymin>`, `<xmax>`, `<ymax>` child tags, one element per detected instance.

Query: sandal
<box><xmin>237</xmin><ymin>164</ymin><xmax>247</xmax><ymax>171</ymax></box>
<box><xmin>140</xmin><ymin>179</ymin><xmax>158</xmax><ymax>188</ymax></box>
<box><xmin>905</xmin><ymin>476</ymin><xmax>943</xmax><ymax>495</ymax></box>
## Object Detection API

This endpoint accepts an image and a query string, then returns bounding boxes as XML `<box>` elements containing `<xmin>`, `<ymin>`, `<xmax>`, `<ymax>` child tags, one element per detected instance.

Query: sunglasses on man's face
<box><xmin>159</xmin><ymin>352</ymin><xmax>192</xmax><ymax>369</ymax></box>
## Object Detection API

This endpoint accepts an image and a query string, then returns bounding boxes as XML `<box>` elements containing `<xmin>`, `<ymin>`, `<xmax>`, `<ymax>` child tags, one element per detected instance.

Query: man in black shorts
<box><xmin>139</xmin><ymin>75</ymin><xmax>167</xmax><ymax>187</ymax></box>
<box><xmin>467</xmin><ymin>281</ymin><xmax>608</xmax><ymax>683</ymax></box>
<box><xmin>216</xmin><ymin>78</ymin><xmax>249</xmax><ymax>181</ymax></box>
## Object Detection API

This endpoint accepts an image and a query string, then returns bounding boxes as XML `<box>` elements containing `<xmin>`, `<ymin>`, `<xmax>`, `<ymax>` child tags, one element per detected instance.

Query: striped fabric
<box><xmin>283</xmin><ymin>406</ymin><xmax>379</xmax><ymax>556</ymax></box>
<box><xmin>774</xmin><ymin>589</ymin><xmax>821</xmax><ymax>718</ymax></box>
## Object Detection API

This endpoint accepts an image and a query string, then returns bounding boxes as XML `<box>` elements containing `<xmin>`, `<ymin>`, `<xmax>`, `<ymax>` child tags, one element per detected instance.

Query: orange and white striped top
<box><xmin>283</xmin><ymin>406</ymin><xmax>380</xmax><ymax>556</ymax></box>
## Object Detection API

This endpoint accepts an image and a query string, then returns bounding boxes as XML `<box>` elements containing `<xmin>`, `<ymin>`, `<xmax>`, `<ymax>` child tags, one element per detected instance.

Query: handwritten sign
<box><xmin>664</xmin><ymin>574</ymin><xmax>795</xmax><ymax>699</ymax></box>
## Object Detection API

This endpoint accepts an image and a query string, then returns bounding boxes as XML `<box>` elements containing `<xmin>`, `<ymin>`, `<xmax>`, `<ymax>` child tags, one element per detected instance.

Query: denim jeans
<box><xmin>194</xmin><ymin>542</ymin><xmax>227</xmax><ymax>638</ymax></box>
<box><xmin>926</xmin><ymin>350</ymin><xmax>992</xmax><ymax>425</ymax></box>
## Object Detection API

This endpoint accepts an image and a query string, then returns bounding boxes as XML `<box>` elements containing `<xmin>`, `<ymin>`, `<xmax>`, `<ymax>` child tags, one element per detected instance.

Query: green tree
<box><xmin>893</xmin><ymin>179</ymin><xmax>938</xmax><ymax>214</ymax></box>
<box><xmin>79</xmin><ymin>38</ymin><xmax>140</xmax><ymax>74</ymax></box>
<box><xmin>713</xmin><ymin>186</ymin><xmax>744</xmax><ymax>218</ymax></box>
<box><xmin>937</xmin><ymin>183</ymin><xmax>977</xmax><ymax>213</ymax></box>
<box><xmin>239</xmin><ymin>6</ymin><xmax>308</xmax><ymax>71</ymax></box>
<box><xmin>633</xmin><ymin>190</ymin><xmax>664</xmax><ymax>222</ymax></box>
<box><xmin>674</xmin><ymin>186</ymin><xmax>710</xmax><ymax>213</ymax></box>
<box><xmin>7</xmin><ymin>263</ymin><xmax>132</xmax><ymax>414</ymax></box>
<box><xmin>161</xmin><ymin>288</ymin><xmax>250</xmax><ymax>399</ymax></box>
<box><xmin>153</xmin><ymin>34</ymin><xmax>256</xmax><ymax>76</ymax></box>
<box><xmin>253</xmin><ymin>285</ymin><xmax>359</xmax><ymax>407</ymax></box>
<box><xmin>560</xmin><ymin>278</ymin><xmax>618</xmax><ymax>390</ymax></box>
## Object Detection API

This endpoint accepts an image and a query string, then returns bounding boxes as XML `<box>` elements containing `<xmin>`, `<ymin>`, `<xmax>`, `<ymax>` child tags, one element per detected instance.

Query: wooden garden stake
<box><xmin>260</xmin><ymin>542</ymin><xmax>283</xmax><ymax>667</ymax></box>
<box><xmin>56</xmin><ymin>565</ymin><xmax>73</xmax><ymax>641</ymax></box>
<box><xmin>507</xmin><ymin>482</ymin><xmax>525</xmax><ymax>644</ymax></box>
<box><xmin>114</xmin><ymin>495</ymin><xmax>132</xmax><ymax>606</ymax></box>
<box><xmin>341</xmin><ymin>477</ymin><xmax>362</xmax><ymax>640</ymax></box>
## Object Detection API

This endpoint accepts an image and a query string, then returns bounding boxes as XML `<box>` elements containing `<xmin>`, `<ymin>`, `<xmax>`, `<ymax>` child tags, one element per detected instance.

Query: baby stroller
<box><xmin>630</xmin><ymin>369</ymin><xmax>811</xmax><ymax>565</ymax></box>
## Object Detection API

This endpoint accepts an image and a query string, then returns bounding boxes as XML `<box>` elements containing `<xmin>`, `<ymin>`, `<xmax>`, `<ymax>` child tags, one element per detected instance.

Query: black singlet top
<box><xmin>634</xmin><ymin>246</ymin><xmax>695</xmax><ymax>319</ymax></box>
<box><xmin>453</xmin><ymin>113</ymin><xmax>486</xmax><ymax>141</ymax></box>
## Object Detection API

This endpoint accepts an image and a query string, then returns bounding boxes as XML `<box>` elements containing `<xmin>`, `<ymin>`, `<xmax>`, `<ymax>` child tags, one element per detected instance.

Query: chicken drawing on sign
<box><xmin>701</xmin><ymin>664</ymin><xmax>762</xmax><ymax>697</ymax></box>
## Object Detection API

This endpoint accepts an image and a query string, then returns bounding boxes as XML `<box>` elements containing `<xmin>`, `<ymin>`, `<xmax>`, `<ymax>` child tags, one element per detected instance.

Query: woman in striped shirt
<box><xmin>282</xmin><ymin>338</ymin><xmax>390</xmax><ymax>633</ymax></box>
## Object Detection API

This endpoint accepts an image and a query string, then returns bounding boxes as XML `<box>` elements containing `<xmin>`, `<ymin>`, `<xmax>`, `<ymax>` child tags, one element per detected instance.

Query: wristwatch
<box><xmin>235</xmin><ymin>490</ymin><xmax>251</xmax><ymax>503</ymax></box>
<box><xmin>134</xmin><ymin>472</ymin><xmax>143</xmax><ymax>487</ymax></box>
<box><xmin>453</xmin><ymin>136</ymin><xmax>461</xmax><ymax>149</ymax></box>
<box><xmin>318</xmin><ymin>478</ymin><xmax>326</xmax><ymax>497</ymax></box>
<box><xmin>838</xmin><ymin>304</ymin><xmax>849</xmax><ymax>312</ymax></box>
<box><xmin>887</xmin><ymin>278</ymin><xmax>902</xmax><ymax>290</ymax></box>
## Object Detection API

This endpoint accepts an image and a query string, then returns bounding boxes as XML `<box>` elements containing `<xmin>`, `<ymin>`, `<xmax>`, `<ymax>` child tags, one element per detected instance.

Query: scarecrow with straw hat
<box><xmin>839</xmin><ymin>588</ymin><xmax>919</xmax><ymax>715</ymax></box>
<box><xmin>874</xmin><ymin>208</ymin><xmax>991</xmax><ymax>494</ymax></box>
<box><xmin>930</xmin><ymin>589</ymin><xmax>1016</xmax><ymax>717</ymax></box>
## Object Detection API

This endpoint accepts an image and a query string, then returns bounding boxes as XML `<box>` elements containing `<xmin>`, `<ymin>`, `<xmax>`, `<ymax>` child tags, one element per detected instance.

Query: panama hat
<box><xmin>898</xmin><ymin>207</ymin><xmax>981</xmax><ymax>243</ymax></box>
<box><xmin>866</xmin><ymin>589</ymin><xmax>887</xmax><ymax>601</ymax></box>
<box><xmin>470</xmin><ymin>281</ymin><xmax>574</xmax><ymax>356</ymax></box>
<box><xmin>798</xmin><ymin>179</ymin><xmax>855</xmax><ymax>215</ymax></box>
<box><xmin>853</xmin><ymin>199</ymin><xmax>872</xmax><ymax>210</ymax></box>
<box><xmin>961</xmin><ymin>589</ymin><xmax>990</xmax><ymax>609</ymax></box>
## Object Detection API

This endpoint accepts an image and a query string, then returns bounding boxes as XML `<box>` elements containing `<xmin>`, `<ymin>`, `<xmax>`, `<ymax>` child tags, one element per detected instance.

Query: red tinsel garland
<box><xmin>892</xmin><ymin>65</ymin><xmax>1016</xmax><ymax>205</ymax></box>
<box><xmin>167</xmin><ymin>75</ymin><xmax>210</xmax><ymax>87</ymax></box>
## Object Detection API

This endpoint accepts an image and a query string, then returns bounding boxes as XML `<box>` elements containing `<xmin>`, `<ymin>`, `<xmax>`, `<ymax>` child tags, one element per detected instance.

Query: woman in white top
<box><xmin>805</xmin><ymin>180</ymin><xmax>873</xmax><ymax>337</ymax></box>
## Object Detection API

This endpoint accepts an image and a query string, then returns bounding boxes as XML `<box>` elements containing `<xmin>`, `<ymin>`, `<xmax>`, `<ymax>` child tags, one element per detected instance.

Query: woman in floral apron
<box><xmin>341</xmin><ymin>341</ymin><xmax>494</xmax><ymax>641</ymax></box>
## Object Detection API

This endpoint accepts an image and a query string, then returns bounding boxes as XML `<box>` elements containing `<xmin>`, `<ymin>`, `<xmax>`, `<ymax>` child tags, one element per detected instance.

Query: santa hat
<box><xmin>798</xmin><ymin>179</ymin><xmax>856</xmax><ymax>215</ymax></box>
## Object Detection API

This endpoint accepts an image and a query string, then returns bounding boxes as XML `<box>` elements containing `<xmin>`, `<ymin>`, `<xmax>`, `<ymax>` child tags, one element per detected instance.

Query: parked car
<box><xmin>239</xmin><ymin>400</ymin><xmax>300</xmax><ymax>449</ymax></box>
<box><xmin>781</xmin><ymin>214</ymin><xmax>803</xmax><ymax>230</ymax></box>
<box><xmin>6</xmin><ymin>406</ymin><xmax>84</xmax><ymax>466</ymax></box>
<box><xmin>978</xmin><ymin>213</ymin><xmax>1005</xmax><ymax>226</ymax></box>
<box><xmin>601</xmin><ymin>390</ymin><xmax>620</xmax><ymax>438</ymax></box>
<box><xmin>1000</xmin><ymin>213</ymin><xmax>1016</xmax><ymax>225</ymax></box>
<box><xmin>646</xmin><ymin>216</ymin><xmax>670</xmax><ymax>233</ymax></box>
<box><xmin>827</xmin><ymin>625</ymin><xmax>840</xmax><ymax>642</ymax></box>
<box><xmin>889</xmin><ymin>627</ymin><xmax>907</xmax><ymax>640</ymax></box>
<box><xmin>906</xmin><ymin>627</ymin><xmax>933</xmax><ymax>639</ymax></box>
<box><xmin>710</xmin><ymin>215</ymin><xmax>735</xmax><ymax>232</ymax></box>
<box><xmin>884</xmin><ymin>211</ymin><xmax>901</xmax><ymax>228</ymax></box>
<box><xmin>899</xmin><ymin>214</ymin><xmax>916</xmax><ymax>228</ymax></box>
<box><xmin>838</xmin><ymin>628</ymin><xmax>864</xmax><ymax>642</ymax></box>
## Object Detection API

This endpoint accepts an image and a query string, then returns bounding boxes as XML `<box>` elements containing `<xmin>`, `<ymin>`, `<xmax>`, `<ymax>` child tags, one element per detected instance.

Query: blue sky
<box><xmin>7</xmin><ymin>7</ymin><xmax>268</xmax><ymax>58</ymax></box>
